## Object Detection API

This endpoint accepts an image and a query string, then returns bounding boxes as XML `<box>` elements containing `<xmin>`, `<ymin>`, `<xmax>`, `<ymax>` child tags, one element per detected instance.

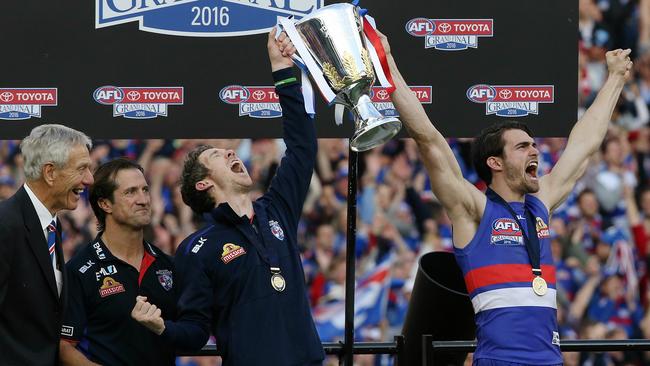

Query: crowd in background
<box><xmin>2</xmin><ymin>0</ymin><xmax>650</xmax><ymax>365</ymax></box>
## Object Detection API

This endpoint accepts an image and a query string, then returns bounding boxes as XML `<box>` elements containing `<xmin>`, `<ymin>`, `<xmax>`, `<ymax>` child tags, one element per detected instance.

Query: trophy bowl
<box><xmin>293</xmin><ymin>3</ymin><xmax>402</xmax><ymax>152</ymax></box>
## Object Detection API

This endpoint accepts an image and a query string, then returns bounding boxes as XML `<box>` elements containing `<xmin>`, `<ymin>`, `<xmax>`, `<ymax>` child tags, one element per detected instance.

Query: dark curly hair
<box><xmin>471</xmin><ymin>120</ymin><xmax>533</xmax><ymax>185</ymax></box>
<box><xmin>180</xmin><ymin>145</ymin><xmax>216</xmax><ymax>214</ymax></box>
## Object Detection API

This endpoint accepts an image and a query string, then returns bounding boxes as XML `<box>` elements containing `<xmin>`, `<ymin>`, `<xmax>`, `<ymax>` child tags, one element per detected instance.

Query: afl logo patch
<box><xmin>491</xmin><ymin>218</ymin><xmax>523</xmax><ymax>245</ymax></box>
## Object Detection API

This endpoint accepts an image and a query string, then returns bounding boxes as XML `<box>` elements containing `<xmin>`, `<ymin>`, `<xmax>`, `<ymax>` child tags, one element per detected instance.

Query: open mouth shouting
<box><xmin>525</xmin><ymin>160</ymin><xmax>538</xmax><ymax>181</ymax></box>
<box><xmin>229</xmin><ymin>160</ymin><xmax>246</xmax><ymax>175</ymax></box>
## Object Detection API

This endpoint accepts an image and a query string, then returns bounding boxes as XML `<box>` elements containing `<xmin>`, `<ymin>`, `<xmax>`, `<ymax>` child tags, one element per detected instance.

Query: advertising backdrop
<box><xmin>0</xmin><ymin>0</ymin><xmax>577</xmax><ymax>139</ymax></box>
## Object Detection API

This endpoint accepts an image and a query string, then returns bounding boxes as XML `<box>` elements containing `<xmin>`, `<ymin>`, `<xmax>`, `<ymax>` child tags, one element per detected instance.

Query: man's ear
<box><xmin>42</xmin><ymin>163</ymin><xmax>56</xmax><ymax>187</ymax></box>
<box><xmin>195</xmin><ymin>180</ymin><xmax>214</xmax><ymax>192</ymax></box>
<box><xmin>98</xmin><ymin>198</ymin><xmax>112</xmax><ymax>214</ymax></box>
<box><xmin>486</xmin><ymin>156</ymin><xmax>503</xmax><ymax>172</ymax></box>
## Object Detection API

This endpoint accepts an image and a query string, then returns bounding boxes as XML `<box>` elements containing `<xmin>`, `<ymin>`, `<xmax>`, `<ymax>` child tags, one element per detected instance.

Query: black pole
<box><xmin>422</xmin><ymin>334</ymin><xmax>433</xmax><ymax>366</ymax></box>
<box><xmin>343</xmin><ymin>148</ymin><xmax>359</xmax><ymax>366</ymax></box>
<box><xmin>395</xmin><ymin>335</ymin><xmax>405</xmax><ymax>365</ymax></box>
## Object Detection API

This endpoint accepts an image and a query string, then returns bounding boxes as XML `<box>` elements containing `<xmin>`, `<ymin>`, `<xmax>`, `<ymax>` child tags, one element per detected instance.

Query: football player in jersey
<box><xmin>378</xmin><ymin>29</ymin><xmax>631</xmax><ymax>365</ymax></box>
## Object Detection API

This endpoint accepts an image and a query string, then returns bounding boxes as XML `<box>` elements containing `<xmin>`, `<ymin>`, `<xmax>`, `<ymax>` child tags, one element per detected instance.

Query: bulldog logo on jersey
<box><xmin>221</xmin><ymin>243</ymin><xmax>246</xmax><ymax>264</ymax></box>
<box><xmin>491</xmin><ymin>218</ymin><xmax>523</xmax><ymax>245</ymax></box>
<box><xmin>156</xmin><ymin>269</ymin><xmax>173</xmax><ymax>291</ymax></box>
<box><xmin>98</xmin><ymin>277</ymin><xmax>126</xmax><ymax>298</ymax></box>
<box><xmin>269</xmin><ymin>220</ymin><xmax>285</xmax><ymax>241</ymax></box>
<box><xmin>535</xmin><ymin>217</ymin><xmax>551</xmax><ymax>239</ymax></box>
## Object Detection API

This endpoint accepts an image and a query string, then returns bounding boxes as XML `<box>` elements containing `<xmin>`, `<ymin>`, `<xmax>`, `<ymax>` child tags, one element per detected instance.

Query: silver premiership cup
<box><xmin>293</xmin><ymin>3</ymin><xmax>402</xmax><ymax>152</ymax></box>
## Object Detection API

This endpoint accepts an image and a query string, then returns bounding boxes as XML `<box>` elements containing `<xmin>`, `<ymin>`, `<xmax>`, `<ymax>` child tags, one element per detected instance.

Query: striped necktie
<box><xmin>47</xmin><ymin>220</ymin><xmax>56</xmax><ymax>267</ymax></box>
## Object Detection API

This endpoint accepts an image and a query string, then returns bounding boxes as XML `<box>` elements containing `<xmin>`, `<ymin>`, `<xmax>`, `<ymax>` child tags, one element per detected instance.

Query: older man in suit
<box><xmin>0</xmin><ymin>124</ymin><xmax>93</xmax><ymax>366</ymax></box>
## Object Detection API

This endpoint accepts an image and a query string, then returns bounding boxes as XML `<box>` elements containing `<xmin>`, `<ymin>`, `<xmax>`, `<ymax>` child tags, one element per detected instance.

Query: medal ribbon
<box><xmin>247</xmin><ymin>208</ymin><xmax>283</xmax><ymax>278</ymax></box>
<box><xmin>486</xmin><ymin>188</ymin><xmax>542</xmax><ymax>278</ymax></box>
<box><xmin>210</xmin><ymin>204</ymin><xmax>282</xmax><ymax>279</ymax></box>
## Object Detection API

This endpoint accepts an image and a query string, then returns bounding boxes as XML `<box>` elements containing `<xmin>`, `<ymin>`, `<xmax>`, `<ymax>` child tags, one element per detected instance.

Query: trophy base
<box><xmin>350</xmin><ymin>117</ymin><xmax>402</xmax><ymax>152</ymax></box>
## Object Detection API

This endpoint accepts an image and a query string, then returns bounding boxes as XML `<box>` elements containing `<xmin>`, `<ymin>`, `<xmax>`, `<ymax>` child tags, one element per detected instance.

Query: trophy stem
<box><xmin>349</xmin><ymin>95</ymin><xmax>402</xmax><ymax>152</ymax></box>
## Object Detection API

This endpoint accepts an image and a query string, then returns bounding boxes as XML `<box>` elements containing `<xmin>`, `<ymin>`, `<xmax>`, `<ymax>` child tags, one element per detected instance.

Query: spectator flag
<box><xmin>312</xmin><ymin>259</ymin><xmax>391</xmax><ymax>342</ymax></box>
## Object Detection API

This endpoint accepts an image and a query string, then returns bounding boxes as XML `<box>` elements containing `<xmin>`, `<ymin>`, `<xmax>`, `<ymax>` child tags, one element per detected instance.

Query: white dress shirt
<box><xmin>24</xmin><ymin>183</ymin><xmax>62</xmax><ymax>296</ymax></box>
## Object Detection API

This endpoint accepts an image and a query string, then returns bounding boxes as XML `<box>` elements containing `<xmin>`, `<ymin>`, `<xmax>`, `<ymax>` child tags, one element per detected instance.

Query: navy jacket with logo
<box><xmin>162</xmin><ymin>68</ymin><xmax>324</xmax><ymax>365</ymax></box>
<box><xmin>61</xmin><ymin>237</ymin><xmax>176</xmax><ymax>365</ymax></box>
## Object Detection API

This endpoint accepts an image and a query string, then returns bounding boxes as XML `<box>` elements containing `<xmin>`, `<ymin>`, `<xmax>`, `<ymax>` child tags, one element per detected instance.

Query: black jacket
<box><xmin>62</xmin><ymin>236</ymin><xmax>176</xmax><ymax>366</ymax></box>
<box><xmin>162</xmin><ymin>68</ymin><xmax>325</xmax><ymax>365</ymax></box>
<box><xmin>0</xmin><ymin>187</ymin><xmax>67</xmax><ymax>366</ymax></box>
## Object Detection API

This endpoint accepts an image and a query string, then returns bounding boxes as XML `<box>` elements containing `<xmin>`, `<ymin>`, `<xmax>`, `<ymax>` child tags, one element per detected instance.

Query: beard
<box><xmin>504</xmin><ymin>162</ymin><xmax>540</xmax><ymax>194</ymax></box>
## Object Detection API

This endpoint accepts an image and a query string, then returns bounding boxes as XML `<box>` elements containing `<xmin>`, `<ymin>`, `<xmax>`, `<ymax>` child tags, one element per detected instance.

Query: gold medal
<box><xmin>532</xmin><ymin>276</ymin><xmax>547</xmax><ymax>296</ymax></box>
<box><xmin>271</xmin><ymin>273</ymin><xmax>286</xmax><ymax>292</ymax></box>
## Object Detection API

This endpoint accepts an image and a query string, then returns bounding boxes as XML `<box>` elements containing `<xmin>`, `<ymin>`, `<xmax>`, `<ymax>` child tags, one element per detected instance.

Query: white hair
<box><xmin>20</xmin><ymin>124</ymin><xmax>92</xmax><ymax>180</ymax></box>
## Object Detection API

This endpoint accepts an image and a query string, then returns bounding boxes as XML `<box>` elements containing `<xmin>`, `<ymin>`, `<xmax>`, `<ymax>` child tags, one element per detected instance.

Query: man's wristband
<box><xmin>274</xmin><ymin>77</ymin><xmax>297</xmax><ymax>87</ymax></box>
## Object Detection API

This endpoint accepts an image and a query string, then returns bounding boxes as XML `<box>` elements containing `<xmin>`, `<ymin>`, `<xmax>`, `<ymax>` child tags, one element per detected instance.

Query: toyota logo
<box><xmin>252</xmin><ymin>90</ymin><xmax>266</xmax><ymax>100</ymax></box>
<box><xmin>438</xmin><ymin>23</ymin><xmax>451</xmax><ymax>33</ymax></box>
<box><xmin>376</xmin><ymin>90</ymin><xmax>389</xmax><ymax>100</ymax></box>
<box><xmin>499</xmin><ymin>90</ymin><xmax>513</xmax><ymax>100</ymax></box>
<box><xmin>0</xmin><ymin>92</ymin><xmax>14</xmax><ymax>102</ymax></box>
<box><xmin>126</xmin><ymin>91</ymin><xmax>140</xmax><ymax>101</ymax></box>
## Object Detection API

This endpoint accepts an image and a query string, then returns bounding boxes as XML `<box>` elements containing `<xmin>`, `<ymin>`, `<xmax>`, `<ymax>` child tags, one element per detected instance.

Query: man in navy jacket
<box><xmin>132</xmin><ymin>29</ymin><xmax>324</xmax><ymax>366</ymax></box>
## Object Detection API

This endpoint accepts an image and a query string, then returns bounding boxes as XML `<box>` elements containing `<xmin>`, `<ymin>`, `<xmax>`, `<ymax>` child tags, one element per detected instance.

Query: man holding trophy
<box><xmin>131</xmin><ymin>30</ymin><xmax>325</xmax><ymax>366</ymax></box>
<box><xmin>377</xmin><ymin>27</ymin><xmax>633</xmax><ymax>366</ymax></box>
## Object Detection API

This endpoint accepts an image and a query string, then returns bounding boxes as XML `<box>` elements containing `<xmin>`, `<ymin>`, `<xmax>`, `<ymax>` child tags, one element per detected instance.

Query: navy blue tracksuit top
<box><xmin>162</xmin><ymin>68</ymin><xmax>325</xmax><ymax>366</ymax></box>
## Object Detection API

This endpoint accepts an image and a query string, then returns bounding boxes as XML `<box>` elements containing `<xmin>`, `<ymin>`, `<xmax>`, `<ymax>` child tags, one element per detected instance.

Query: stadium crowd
<box><xmin>3</xmin><ymin>0</ymin><xmax>650</xmax><ymax>365</ymax></box>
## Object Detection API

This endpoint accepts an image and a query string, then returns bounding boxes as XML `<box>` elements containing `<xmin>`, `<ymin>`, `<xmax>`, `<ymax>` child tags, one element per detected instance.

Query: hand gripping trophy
<box><xmin>278</xmin><ymin>3</ymin><xmax>402</xmax><ymax>152</ymax></box>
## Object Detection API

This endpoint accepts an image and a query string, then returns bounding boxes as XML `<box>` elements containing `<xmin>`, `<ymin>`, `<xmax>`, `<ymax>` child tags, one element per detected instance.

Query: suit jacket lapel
<box><xmin>19</xmin><ymin>188</ymin><xmax>58</xmax><ymax>298</ymax></box>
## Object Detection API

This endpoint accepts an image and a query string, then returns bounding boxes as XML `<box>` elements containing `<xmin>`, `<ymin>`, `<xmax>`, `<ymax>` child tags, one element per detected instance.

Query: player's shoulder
<box><xmin>65</xmin><ymin>242</ymin><xmax>99</xmax><ymax>277</ymax></box>
<box><xmin>145</xmin><ymin>242</ymin><xmax>174</xmax><ymax>265</ymax></box>
<box><xmin>176</xmin><ymin>224</ymin><xmax>222</xmax><ymax>258</ymax></box>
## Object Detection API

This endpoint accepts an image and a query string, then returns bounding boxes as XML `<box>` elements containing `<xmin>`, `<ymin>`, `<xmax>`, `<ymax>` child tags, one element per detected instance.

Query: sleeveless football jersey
<box><xmin>454</xmin><ymin>194</ymin><xmax>562</xmax><ymax>364</ymax></box>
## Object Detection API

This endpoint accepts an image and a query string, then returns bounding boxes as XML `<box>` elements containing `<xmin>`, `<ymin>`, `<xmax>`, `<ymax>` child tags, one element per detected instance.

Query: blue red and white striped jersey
<box><xmin>454</xmin><ymin>194</ymin><xmax>562</xmax><ymax>364</ymax></box>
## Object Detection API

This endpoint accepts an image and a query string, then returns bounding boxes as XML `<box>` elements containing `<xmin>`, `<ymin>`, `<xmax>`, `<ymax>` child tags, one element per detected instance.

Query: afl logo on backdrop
<box><xmin>93</xmin><ymin>86</ymin><xmax>184</xmax><ymax>119</ymax></box>
<box><xmin>93</xmin><ymin>86</ymin><xmax>124</xmax><ymax>105</ymax></box>
<box><xmin>405</xmin><ymin>18</ymin><xmax>434</xmax><ymax>37</ymax></box>
<box><xmin>406</xmin><ymin>18</ymin><xmax>493</xmax><ymax>51</ymax></box>
<box><xmin>466</xmin><ymin>84</ymin><xmax>496</xmax><ymax>103</ymax></box>
<box><xmin>467</xmin><ymin>84</ymin><xmax>555</xmax><ymax>117</ymax></box>
<box><xmin>219</xmin><ymin>85</ymin><xmax>250</xmax><ymax>104</ymax></box>
<box><xmin>96</xmin><ymin>0</ymin><xmax>323</xmax><ymax>37</ymax></box>
<box><xmin>219</xmin><ymin>85</ymin><xmax>282</xmax><ymax>118</ymax></box>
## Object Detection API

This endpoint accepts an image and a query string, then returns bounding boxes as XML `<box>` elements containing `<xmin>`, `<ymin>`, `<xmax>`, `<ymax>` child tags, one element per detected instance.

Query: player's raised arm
<box><xmin>537</xmin><ymin>49</ymin><xmax>633</xmax><ymax>212</ymax></box>
<box><xmin>380</xmin><ymin>31</ymin><xmax>485</xmax><ymax>227</ymax></box>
